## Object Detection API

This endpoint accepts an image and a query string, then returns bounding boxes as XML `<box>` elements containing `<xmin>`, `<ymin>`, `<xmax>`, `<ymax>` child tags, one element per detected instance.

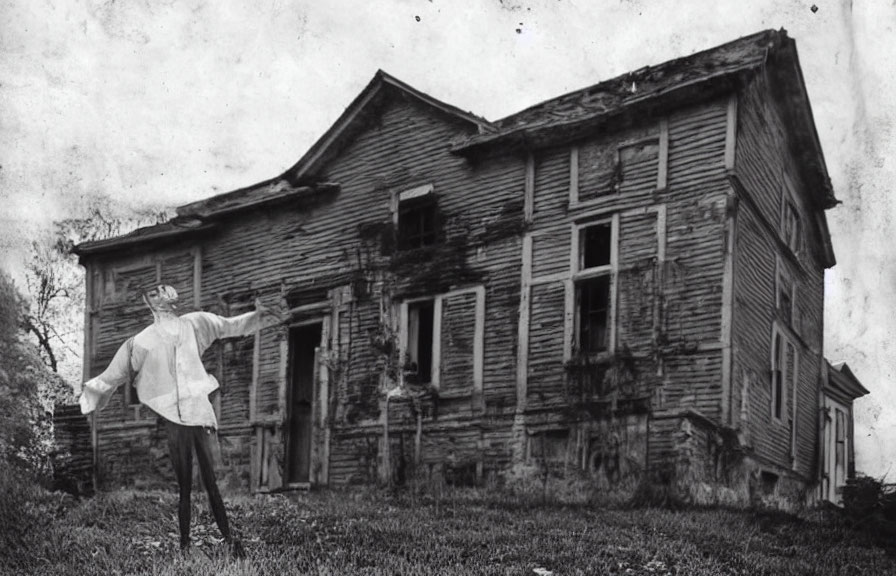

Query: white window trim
<box><xmin>398</xmin><ymin>286</ymin><xmax>485</xmax><ymax>395</ymax></box>
<box><xmin>391</xmin><ymin>183</ymin><xmax>435</xmax><ymax>226</ymax></box>
<box><xmin>775</xmin><ymin>257</ymin><xmax>797</xmax><ymax>333</ymax></box>
<box><xmin>769</xmin><ymin>322</ymin><xmax>799</xmax><ymax>427</ymax></box>
<box><xmin>565</xmin><ymin>214</ymin><xmax>619</xmax><ymax>359</ymax></box>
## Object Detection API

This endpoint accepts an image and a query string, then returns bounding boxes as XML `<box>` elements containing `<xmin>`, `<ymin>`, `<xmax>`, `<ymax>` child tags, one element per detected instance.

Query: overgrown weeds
<box><xmin>4</xmin><ymin>478</ymin><xmax>896</xmax><ymax>575</ymax></box>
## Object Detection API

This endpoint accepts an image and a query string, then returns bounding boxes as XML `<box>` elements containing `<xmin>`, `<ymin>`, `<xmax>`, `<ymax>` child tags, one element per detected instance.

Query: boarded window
<box><xmin>406</xmin><ymin>300</ymin><xmax>435</xmax><ymax>384</ymax></box>
<box><xmin>398</xmin><ymin>196</ymin><xmax>438</xmax><ymax>250</ymax></box>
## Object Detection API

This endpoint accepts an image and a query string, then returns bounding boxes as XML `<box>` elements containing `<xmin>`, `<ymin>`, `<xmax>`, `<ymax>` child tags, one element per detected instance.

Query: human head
<box><xmin>143</xmin><ymin>284</ymin><xmax>179</xmax><ymax>313</ymax></box>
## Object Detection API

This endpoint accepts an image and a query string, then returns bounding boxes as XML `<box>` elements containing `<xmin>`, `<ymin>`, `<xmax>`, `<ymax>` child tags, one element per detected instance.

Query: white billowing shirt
<box><xmin>79</xmin><ymin>311</ymin><xmax>261</xmax><ymax>428</ymax></box>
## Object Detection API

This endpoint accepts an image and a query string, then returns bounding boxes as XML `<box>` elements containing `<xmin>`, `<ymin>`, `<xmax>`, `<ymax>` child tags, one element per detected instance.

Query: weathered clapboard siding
<box><xmin>81</xmin><ymin>36</ymin><xmax>838</xmax><ymax>501</ymax></box>
<box><xmin>526</xmin><ymin>281</ymin><xmax>566</xmax><ymax>407</ymax></box>
<box><xmin>732</xmin><ymin>70</ymin><xmax>827</xmax><ymax>479</ymax></box>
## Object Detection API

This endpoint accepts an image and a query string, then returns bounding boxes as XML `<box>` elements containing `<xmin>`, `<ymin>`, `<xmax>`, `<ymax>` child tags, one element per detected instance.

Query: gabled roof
<box><xmin>76</xmin><ymin>71</ymin><xmax>490</xmax><ymax>258</ymax></box>
<box><xmin>173</xmin><ymin>70</ymin><xmax>490</xmax><ymax>220</ymax></box>
<box><xmin>827</xmin><ymin>361</ymin><xmax>871</xmax><ymax>400</ymax></box>
<box><xmin>279</xmin><ymin>70</ymin><xmax>493</xmax><ymax>187</ymax></box>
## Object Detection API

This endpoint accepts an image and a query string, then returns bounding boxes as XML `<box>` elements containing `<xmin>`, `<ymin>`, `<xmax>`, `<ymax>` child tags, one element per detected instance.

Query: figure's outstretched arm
<box><xmin>79</xmin><ymin>338</ymin><xmax>134</xmax><ymax>415</ymax></box>
<box><xmin>187</xmin><ymin>299</ymin><xmax>287</xmax><ymax>354</ymax></box>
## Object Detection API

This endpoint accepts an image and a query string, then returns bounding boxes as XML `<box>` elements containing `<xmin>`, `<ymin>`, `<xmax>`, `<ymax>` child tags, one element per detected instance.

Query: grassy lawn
<box><xmin>4</xmin><ymin>480</ymin><xmax>896</xmax><ymax>576</ymax></box>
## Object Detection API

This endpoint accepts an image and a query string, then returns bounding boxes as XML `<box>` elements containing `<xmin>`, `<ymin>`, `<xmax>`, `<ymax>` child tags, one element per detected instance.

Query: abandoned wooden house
<box><xmin>73</xmin><ymin>29</ymin><xmax>865</xmax><ymax>504</ymax></box>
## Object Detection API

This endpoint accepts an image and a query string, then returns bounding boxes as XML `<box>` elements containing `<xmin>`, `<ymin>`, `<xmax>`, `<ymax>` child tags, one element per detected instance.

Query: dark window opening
<box><xmin>782</xmin><ymin>201</ymin><xmax>801</xmax><ymax>253</ymax></box>
<box><xmin>778</xmin><ymin>279</ymin><xmax>793</xmax><ymax>327</ymax></box>
<box><xmin>128</xmin><ymin>383</ymin><xmax>140</xmax><ymax>406</ymax></box>
<box><xmin>580</xmin><ymin>223</ymin><xmax>612</xmax><ymax>269</ymax></box>
<box><xmin>760</xmin><ymin>470</ymin><xmax>779</xmax><ymax>495</ymax></box>
<box><xmin>398</xmin><ymin>196</ymin><xmax>438</xmax><ymax>250</ymax></box>
<box><xmin>772</xmin><ymin>333</ymin><xmax>783</xmax><ymax>420</ymax></box>
<box><xmin>407</xmin><ymin>300</ymin><xmax>435</xmax><ymax>384</ymax></box>
<box><xmin>577</xmin><ymin>276</ymin><xmax>611</xmax><ymax>354</ymax></box>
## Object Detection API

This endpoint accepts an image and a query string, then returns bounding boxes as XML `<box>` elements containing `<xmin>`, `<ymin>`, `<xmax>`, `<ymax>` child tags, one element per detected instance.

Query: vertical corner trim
<box><xmin>193</xmin><ymin>247</ymin><xmax>202</xmax><ymax>310</ymax></box>
<box><xmin>516</xmin><ymin>235</ymin><xmax>533</xmax><ymax>409</ymax></box>
<box><xmin>720</xmin><ymin>187</ymin><xmax>737</xmax><ymax>426</ymax></box>
<box><xmin>657</xmin><ymin>119</ymin><xmax>669</xmax><ymax>190</ymax></box>
<box><xmin>524</xmin><ymin>152</ymin><xmax>535</xmax><ymax>223</ymax></box>
<box><xmin>569</xmin><ymin>146</ymin><xmax>579</xmax><ymax>206</ymax></box>
<box><xmin>431</xmin><ymin>297</ymin><xmax>443</xmax><ymax>390</ymax></box>
<box><xmin>472</xmin><ymin>286</ymin><xmax>486</xmax><ymax>411</ymax></box>
<box><xmin>250</xmin><ymin>330</ymin><xmax>260</xmax><ymax>422</ymax></box>
<box><xmin>724</xmin><ymin>93</ymin><xmax>738</xmax><ymax>170</ymax></box>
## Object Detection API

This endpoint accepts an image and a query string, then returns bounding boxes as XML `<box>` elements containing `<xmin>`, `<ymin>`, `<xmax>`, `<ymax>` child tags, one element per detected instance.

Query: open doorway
<box><xmin>286</xmin><ymin>322</ymin><xmax>322</xmax><ymax>485</ymax></box>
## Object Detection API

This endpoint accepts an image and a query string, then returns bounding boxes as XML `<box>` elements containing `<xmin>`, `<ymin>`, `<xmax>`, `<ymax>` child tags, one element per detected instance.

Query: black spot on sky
<box><xmin>811</xmin><ymin>4</ymin><xmax>818</xmax><ymax>12</ymax></box>
<box><xmin>415</xmin><ymin>15</ymin><xmax>421</xmax><ymax>21</ymax></box>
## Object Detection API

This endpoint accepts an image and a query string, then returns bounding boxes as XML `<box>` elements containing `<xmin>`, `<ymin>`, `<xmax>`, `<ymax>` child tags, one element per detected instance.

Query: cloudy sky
<box><xmin>1</xmin><ymin>0</ymin><xmax>894</xmax><ymax>476</ymax></box>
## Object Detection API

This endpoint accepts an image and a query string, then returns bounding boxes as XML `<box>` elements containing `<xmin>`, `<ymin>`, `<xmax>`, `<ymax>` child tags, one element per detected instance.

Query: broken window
<box><xmin>406</xmin><ymin>300</ymin><xmax>435</xmax><ymax>384</ymax></box>
<box><xmin>580</xmin><ymin>223</ymin><xmax>612</xmax><ymax>270</ymax></box>
<box><xmin>574</xmin><ymin>220</ymin><xmax>615</xmax><ymax>355</ymax></box>
<box><xmin>397</xmin><ymin>187</ymin><xmax>438</xmax><ymax>250</ymax></box>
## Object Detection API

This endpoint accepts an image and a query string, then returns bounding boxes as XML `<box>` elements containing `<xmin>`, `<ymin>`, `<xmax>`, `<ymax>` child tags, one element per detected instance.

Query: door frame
<box><xmin>284</xmin><ymin>315</ymin><xmax>330</xmax><ymax>489</ymax></box>
<box><xmin>822</xmin><ymin>395</ymin><xmax>850</xmax><ymax>504</ymax></box>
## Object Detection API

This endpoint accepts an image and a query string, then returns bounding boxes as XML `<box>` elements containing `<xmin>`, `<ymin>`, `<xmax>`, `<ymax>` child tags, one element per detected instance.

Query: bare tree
<box><xmin>21</xmin><ymin>202</ymin><xmax>171</xmax><ymax>380</ymax></box>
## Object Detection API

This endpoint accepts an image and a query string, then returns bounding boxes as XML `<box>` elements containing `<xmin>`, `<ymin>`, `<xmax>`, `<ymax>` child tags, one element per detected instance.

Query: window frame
<box><xmin>570</xmin><ymin>215</ymin><xmax>619</xmax><ymax>358</ymax></box>
<box><xmin>769</xmin><ymin>323</ymin><xmax>800</xmax><ymax>426</ymax></box>
<box><xmin>775</xmin><ymin>257</ymin><xmax>797</xmax><ymax>334</ymax></box>
<box><xmin>394</xmin><ymin>184</ymin><xmax>438</xmax><ymax>251</ymax></box>
<box><xmin>780</xmin><ymin>175</ymin><xmax>802</xmax><ymax>255</ymax></box>
<box><xmin>397</xmin><ymin>286</ymin><xmax>486</xmax><ymax>395</ymax></box>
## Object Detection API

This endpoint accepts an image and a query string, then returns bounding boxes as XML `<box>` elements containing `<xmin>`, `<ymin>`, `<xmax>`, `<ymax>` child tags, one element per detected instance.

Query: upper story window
<box><xmin>780</xmin><ymin>176</ymin><xmax>802</xmax><ymax>255</ymax></box>
<box><xmin>397</xmin><ymin>184</ymin><xmax>438</xmax><ymax>250</ymax></box>
<box><xmin>782</xmin><ymin>201</ymin><xmax>801</xmax><ymax>253</ymax></box>
<box><xmin>573</xmin><ymin>218</ymin><xmax>617</xmax><ymax>355</ymax></box>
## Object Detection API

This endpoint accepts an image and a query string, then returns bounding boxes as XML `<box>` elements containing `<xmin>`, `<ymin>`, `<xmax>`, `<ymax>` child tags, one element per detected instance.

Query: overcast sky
<box><xmin>1</xmin><ymin>0</ymin><xmax>894</xmax><ymax>477</ymax></box>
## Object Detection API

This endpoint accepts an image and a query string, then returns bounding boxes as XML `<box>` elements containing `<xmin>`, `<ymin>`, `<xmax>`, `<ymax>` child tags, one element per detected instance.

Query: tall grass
<box><xmin>3</xmin><ymin>473</ymin><xmax>896</xmax><ymax>576</ymax></box>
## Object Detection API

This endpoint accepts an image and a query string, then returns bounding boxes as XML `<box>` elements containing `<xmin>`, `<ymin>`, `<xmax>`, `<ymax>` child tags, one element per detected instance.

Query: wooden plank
<box><xmin>250</xmin><ymin>330</ymin><xmax>260</xmax><ymax>422</ymax></box>
<box><xmin>720</xmin><ymin>187</ymin><xmax>736</xmax><ymax>425</ymax></box>
<box><xmin>472</xmin><ymin>285</ymin><xmax>486</xmax><ymax>413</ymax></box>
<box><xmin>193</xmin><ymin>246</ymin><xmax>202</xmax><ymax>309</ymax></box>
<box><xmin>525</xmin><ymin>152</ymin><xmax>535</xmax><ymax>222</ymax></box>
<box><xmin>724</xmin><ymin>93</ymin><xmax>738</xmax><ymax>170</ymax></box>
<box><xmin>569</xmin><ymin>146</ymin><xmax>579</xmax><ymax>206</ymax></box>
<box><xmin>657</xmin><ymin>119</ymin><xmax>669</xmax><ymax>190</ymax></box>
<box><xmin>516</xmin><ymin>235</ymin><xmax>532</xmax><ymax>411</ymax></box>
<box><xmin>432</xmin><ymin>296</ymin><xmax>442</xmax><ymax>389</ymax></box>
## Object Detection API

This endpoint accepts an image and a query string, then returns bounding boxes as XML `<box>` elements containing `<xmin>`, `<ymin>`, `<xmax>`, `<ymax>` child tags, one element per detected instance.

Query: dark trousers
<box><xmin>165</xmin><ymin>420</ymin><xmax>231</xmax><ymax>548</ymax></box>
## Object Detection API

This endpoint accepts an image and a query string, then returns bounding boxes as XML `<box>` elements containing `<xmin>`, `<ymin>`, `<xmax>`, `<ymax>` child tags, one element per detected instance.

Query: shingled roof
<box><xmin>76</xmin><ymin>30</ymin><xmax>838</xmax><ymax>259</ymax></box>
<box><xmin>453</xmin><ymin>30</ymin><xmax>779</xmax><ymax>153</ymax></box>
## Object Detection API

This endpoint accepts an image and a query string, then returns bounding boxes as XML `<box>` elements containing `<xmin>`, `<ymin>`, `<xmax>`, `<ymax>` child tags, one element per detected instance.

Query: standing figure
<box><xmin>79</xmin><ymin>284</ymin><xmax>283</xmax><ymax>557</ymax></box>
